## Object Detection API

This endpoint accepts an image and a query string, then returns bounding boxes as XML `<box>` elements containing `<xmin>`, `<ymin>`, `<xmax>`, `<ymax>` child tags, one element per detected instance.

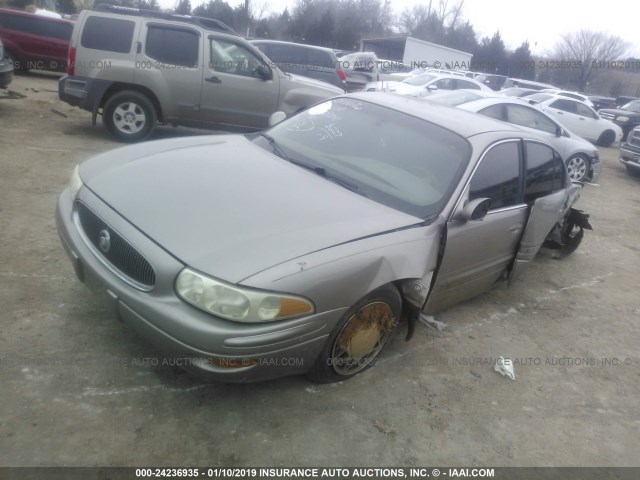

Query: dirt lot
<box><xmin>1</xmin><ymin>72</ymin><xmax>639</xmax><ymax>468</ymax></box>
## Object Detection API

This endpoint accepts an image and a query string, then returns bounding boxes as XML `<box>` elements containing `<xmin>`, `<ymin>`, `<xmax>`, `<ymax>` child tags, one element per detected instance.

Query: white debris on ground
<box><xmin>494</xmin><ymin>356</ymin><xmax>516</xmax><ymax>380</ymax></box>
<box><xmin>418</xmin><ymin>313</ymin><xmax>448</xmax><ymax>331</ymax></box>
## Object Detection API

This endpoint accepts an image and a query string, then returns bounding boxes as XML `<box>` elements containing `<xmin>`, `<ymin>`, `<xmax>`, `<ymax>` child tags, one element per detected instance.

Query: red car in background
<box><xmin>0</xmin><ymin>8</ymin><xmax>72</xmax><ymax>72</ymax></box>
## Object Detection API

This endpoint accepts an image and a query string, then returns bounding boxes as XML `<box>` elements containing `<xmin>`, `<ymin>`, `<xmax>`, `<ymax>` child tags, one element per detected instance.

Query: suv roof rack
<box><xmin>94</xmin><ymin>4</ymin><xmax>238</xmax><ymax>36</ymax></box>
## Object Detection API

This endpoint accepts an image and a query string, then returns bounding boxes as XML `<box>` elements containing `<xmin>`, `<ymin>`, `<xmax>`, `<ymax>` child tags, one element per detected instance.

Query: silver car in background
<box><xmin>56</xmin><ymin>93</ymin><xmax>590</xmax><ymax>383</ymax></box>
<box><xmin>425</xmin><ymin>90</ymin><xmax>601</xmax><ymax>182</ymax></box>
<box><xmin>364</xmin><ymin>73</ymin><xmax>491</xmax><ymax>96</ymax></box>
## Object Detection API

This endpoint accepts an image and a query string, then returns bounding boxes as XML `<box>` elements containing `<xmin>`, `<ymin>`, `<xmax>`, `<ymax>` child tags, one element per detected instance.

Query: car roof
<box><xmin>346</xmin><ymin>92</ymin><xmax>524</xmax><ymax>139</ymax></box>
<box><xmin>250</xmin><ymin>39</ymin><xmax>335</xmax><ymax>53</ymax></box>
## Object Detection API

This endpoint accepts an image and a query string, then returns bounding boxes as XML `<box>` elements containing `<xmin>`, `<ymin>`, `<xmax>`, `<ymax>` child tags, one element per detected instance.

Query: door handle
<box><xmin>206</xmin><ymin>76</ymin><xmax>222</xmax><ymax>84</ymax></box>
<box><xmin>556</xmin><ymin>111</ymin><xmax>563</xmax><ymax>114</ymax></box>
<box><xmin>509</xmin><ymin>224</ymin><xmax>522</xmax><ymax>235</ymax></box>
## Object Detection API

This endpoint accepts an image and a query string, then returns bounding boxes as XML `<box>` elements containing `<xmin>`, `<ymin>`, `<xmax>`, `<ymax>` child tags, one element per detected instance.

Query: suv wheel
<box><xmin>596</xmin><ymin>129</ymin><xmax>615</xmax><ymax>147</ymax></box>
<box><xmin>104</xmin><ymin>91</ymin><xmax>157</xmax><ymax>142</ymax></box>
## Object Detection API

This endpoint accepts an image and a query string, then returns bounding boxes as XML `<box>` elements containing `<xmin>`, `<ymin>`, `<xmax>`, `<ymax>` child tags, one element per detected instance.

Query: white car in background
<box><xmin>426</xmin><ymin>90</ymin><xmax>602</xmax><ymax>182</ymax></box>
<box><xmin>539</xmin><ymin>89</ymin><xmax>595</xmax><ymax>108</ymax></box>
<box><xmin>364</xmin><ymin>73</ymin><xmax>491</xmax><ymax>96</ymax></box>
<box><xmin>529</xmin><ymin>95</ymin><xmax>623</xmax><ymax>147</ymax></box>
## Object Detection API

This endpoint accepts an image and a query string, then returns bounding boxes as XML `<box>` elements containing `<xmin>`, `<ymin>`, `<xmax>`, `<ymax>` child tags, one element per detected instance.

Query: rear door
<box><xmin>544</xmin><ymin>98</ymin><xmax>586</xmax><ymax>137</ymax></box>
<box><xmin>134</xmin><ymin>22</ymin><xmax>203</xmax><ymax>121</ymax></box>
<box><xmin>200</xmin><ymin>35</ymin><xmax>279</xmax><ymax>129</ymax></box>
<box><xmin>510</xmin><ymin>141</ymin><xmax>569</xmax><ymax>280</ymax></box>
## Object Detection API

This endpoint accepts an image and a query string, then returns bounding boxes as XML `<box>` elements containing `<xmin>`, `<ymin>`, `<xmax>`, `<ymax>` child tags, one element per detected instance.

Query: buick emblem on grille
<box><xmin>98</xmin><ymin>229</ymin><xmax>111</xmax><ymax>253</ymax></box>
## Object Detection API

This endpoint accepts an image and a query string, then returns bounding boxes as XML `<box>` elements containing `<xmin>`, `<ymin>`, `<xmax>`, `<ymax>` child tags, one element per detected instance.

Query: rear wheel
<box><xmin>565</xmin><ymin>154</ymin><xmax>590</xmax><ymax>182</ymax></box>
<box><xmin>103</xmin><ymin>90</ymin><xmax>157</xmax><ymax>142</ymax></box>
<box><xmin>626</xmin><ymin>165</ymin><xmax>640</xmax><ymax>177</ymax></box>
<box><xmin>597</xmin><ymin>129</ymin><xmax>616</xmax><ymax>147</ymax></box>
<box><xmin>307</xmin><ymin>284</ymin><xmax>401</xmax><ymax>383</ymax></box>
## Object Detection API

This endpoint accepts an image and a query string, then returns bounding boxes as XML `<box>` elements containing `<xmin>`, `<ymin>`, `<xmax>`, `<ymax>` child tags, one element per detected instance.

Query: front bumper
<box><xmin>619</xmin><ymin>143</ymin><xmax>640</xmax><ymax>172</ymax></box>
<box><xmin>56</xmin><ymin>187</ymin><xmax>342</xmax><ymax>382</ymax></box>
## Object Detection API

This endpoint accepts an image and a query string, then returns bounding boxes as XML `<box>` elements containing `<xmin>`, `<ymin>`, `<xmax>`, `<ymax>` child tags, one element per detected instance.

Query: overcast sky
<box><xmin>160</xmin><ymin>0</ymin><xmax>640</xmax><ymax>57</ymax></box>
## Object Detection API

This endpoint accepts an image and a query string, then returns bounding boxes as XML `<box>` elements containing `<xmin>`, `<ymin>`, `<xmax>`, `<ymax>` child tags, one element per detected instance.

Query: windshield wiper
<box><xmin>258</xmin><ymin>132</ymin><xmax>366</xmax><ymax>197</ymax></box>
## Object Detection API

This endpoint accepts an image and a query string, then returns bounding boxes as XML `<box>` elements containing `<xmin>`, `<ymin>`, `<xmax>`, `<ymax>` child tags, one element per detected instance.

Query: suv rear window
<box><xmin>145</xmin><ymin>25</ymin><xmax>199</xmax><ymax>67</ymax></box>
<box><xmin>0</xmin><ymin>12</ymin><xmax>72</xmax><ymax>40</ymax></box>
<box><xmin>81</xmin><ymin>16</ymin><xmax>135</xmax><ymax>54</ymax></box>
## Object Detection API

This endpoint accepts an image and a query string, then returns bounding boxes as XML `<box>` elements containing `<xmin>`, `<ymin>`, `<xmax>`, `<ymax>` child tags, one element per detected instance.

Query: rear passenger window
<box><xmin>479</xmin><ymin>104</ymin><xmax>506</xmax><ymax>121</ymax></box>
<box><xmin>549</xmin><ymin>99</ymin><xmax>577</xmax><ymax>114</ymax></box>
<box><xmin>81</xmin><ymin>16</ymin><xmax>135</xmax><ymax>54</ymax></box>
<box><xmin>146</xmin><ymin>26</ymin><xmax>199</xmax><ymax>67</ymax></box>
<box><xmin>307</xmin><ymin>49</ymin><xmax>332</xmax><ymax>68</ymax></box>
<box><xmin>524</xmin><ymin>142</ymin><xmax>565</xmax><ymax>203</ymax></box>
<box><xmin>469</xmin><ymin>142</ymin><xmax>521</xmax><ymax>210</ymax></box>
<box><xmin>456</xmin><ymin>79</ymin><xmax>480</xmax><ymax>90</ymax></box>
<box><xmin>506</xmin><ymin>105</ymin><xmax>557</xmax><ymax>134</ymax></box>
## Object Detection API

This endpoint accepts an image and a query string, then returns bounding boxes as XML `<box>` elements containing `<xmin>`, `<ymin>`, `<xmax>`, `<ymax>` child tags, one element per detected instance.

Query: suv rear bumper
<box><xmin>58</xmin><ymin>74</ymin><xmax>112</xmax><ymax>116</ymax></box>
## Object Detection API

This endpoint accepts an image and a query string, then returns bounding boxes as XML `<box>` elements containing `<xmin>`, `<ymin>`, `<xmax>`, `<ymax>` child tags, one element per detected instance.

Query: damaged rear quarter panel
<box><xmin>239</xmin><ymin>220</ymin><xmax>444</xmax><ymax>313</ymax></box>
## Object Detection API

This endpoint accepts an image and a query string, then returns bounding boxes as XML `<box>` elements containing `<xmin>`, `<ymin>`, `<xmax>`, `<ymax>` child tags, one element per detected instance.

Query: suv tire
<box><xmin>104</xmin><ymin>90</ymin><xmax>157</xmax><ymax>142</ymax></box>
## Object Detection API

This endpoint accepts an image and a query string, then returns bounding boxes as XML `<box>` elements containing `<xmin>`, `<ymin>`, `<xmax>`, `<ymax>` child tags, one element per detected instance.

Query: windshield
<box><xmin>254</xmin><ymin>98</ymin><xmax>471</xmax><ymax>219</ymax></box>
<box><xmin>402</xmin><ymin>73</ymin><xmax>437</xmax><ymax>86</ymax></box>
<box><xmin>622</xmin><ymin>100</ymin><xmax>640</xmax><ymax>112</ymax></box>
<box><xmin>427</xmin><ymin>90</ymin><xmax>485</xmax><ymax>106</ymax></box>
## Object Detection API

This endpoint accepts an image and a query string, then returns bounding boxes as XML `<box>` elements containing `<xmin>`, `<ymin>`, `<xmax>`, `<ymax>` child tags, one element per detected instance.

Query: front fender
<box><xmin>239</xmin><ymin>222</ymin><xmax>444</xmax><ymax>314</ymax></box>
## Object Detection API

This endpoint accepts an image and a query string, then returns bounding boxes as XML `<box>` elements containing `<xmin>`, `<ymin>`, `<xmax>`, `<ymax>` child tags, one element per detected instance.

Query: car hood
<box><xmin>80</xmin><ymin>135</ymin><xmax>421</xmax><ymax>283</ymax></box>
<box><xmin>283</xmin><ymin>72</ymin><xmax>344</xmax><ymax>94</ymax></box>
<box><xmin>599</xmin><ymin>108</ymin><xmax>638</xmax><ymax>116</ymax></box>
<box><xmin>365</xmin><ymin>81</ymin><xmax>422</xmax><ymax>95</ymax></box>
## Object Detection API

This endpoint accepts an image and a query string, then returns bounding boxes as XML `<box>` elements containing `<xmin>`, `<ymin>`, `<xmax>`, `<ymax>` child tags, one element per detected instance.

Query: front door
<box><xmin>200</xmin><ymin>36</ymin><xmax>279</xmax><ymax>129</ymax></box>
<box><xmin>426</xmin><ymin>140</ymin><xmax>526</xmax><ymax>312</ymax></box>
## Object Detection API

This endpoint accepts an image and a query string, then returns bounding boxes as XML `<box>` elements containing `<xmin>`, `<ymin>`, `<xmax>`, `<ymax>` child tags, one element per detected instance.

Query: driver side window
<box><xmin>209</xmin><ymin>38</ymin><xmax>266</xmax><ymax>78</ymax></box>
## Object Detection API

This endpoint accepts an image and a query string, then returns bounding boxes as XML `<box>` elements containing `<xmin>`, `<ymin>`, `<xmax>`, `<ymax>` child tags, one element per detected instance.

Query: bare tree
<box><xmin>554</xmin><ymin>30</ymin><xmax>630</xmax><ymax>91</ymax></box>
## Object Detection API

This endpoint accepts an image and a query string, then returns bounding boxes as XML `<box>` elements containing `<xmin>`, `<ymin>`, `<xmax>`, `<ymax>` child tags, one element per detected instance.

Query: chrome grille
<box><xmin>600</xmin><ymin>112</ymin><xmax>615</xmax><ymax>120</ymax></box>
<box><xmin>629</xmin><ymin>130</ymin><xmax>640</xmax><ymax>148</ymax></box>
<box><xmin>76</xmin><ymin>202</ymin><xmax>156</xmax><ymax>289</ymax></box>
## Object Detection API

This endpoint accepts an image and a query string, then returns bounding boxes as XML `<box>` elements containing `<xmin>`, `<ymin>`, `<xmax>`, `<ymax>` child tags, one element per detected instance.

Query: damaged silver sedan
<box><xmin>56</xmin><ymin>93</ymin><xmax>591</xmax><ymax>383</ymax></box>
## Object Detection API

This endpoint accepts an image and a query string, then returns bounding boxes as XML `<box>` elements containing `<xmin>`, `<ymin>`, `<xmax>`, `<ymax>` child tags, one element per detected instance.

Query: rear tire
<box><xmin>307</xmin><ymin>284</ymin><xmax>401</xmax><ymax>383</ymax></box>
<box><xmin>626</xmin><ymin>165</ymin><xmax>640</xmax><ymax>177</ymax></box>
<box><xmin>103</xmin><ymin>90</ymin><xmax>157</xmax><ymax>142</ymax></box>
<box><xmin>597</xmin><ymin>129</ymin><xmax>615</xmax><ymax>147</ymax></box>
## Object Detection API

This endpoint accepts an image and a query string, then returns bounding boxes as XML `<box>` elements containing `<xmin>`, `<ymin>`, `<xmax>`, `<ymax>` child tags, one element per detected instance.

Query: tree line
<box><xmin>3</xmin><ymin>0</ymin><xmax>634</xmax><ymax>92</ymax></box>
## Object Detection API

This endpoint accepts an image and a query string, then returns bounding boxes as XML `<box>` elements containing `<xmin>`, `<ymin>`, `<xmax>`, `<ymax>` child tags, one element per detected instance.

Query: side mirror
<box><xmin>256</xmin><ymin>64</ymin><xmax>272</xmax><ymax>81</ymax></box>
<box><xmin>555</xmin><ymin>126</ymin><xmax>563</xmax><ymax>137</ymax></box>
<box><xmin>268</xmin><ymin>111</ymin><xmax>286</xmax><ymax>127</ymax></box>
<box><xmin>461</xmin><ymin>198</ymin><xmax>492</xmax><ymax>221</ymax></box>
<box><xmin>427</xmin><ymin>84</ymin><xmax>438</xmax><ymax>91</ymax></box>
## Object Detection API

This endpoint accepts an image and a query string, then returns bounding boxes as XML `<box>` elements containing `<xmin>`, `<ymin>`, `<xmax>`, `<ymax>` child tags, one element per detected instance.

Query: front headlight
<box><xmin>616</xmin><ymin>115</ymin><xmax>630</xmax><ymax>122</ymax></box>
<box><xmin>70</xmin><ymin>165</ymin><xmax>83</xmax><ymax>200</ymax></box>
<box><xmin>176</xmin><ymin>268</ymin><xmax>315</xmax><ymax>323</ymax></box>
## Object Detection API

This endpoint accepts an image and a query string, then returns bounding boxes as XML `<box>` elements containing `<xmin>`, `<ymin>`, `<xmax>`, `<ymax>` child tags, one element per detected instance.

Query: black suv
<box><xmin>599</xmin><ymin>99</ymin><xmax>640</xmax><ymax>140</ymax></box>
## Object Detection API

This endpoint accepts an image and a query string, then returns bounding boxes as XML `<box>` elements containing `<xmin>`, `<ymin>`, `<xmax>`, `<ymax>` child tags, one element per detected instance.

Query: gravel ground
<box><xmin>1</xmin><ymin>72</ymin><xmax>639</xmax><ymax>468</ymax></box>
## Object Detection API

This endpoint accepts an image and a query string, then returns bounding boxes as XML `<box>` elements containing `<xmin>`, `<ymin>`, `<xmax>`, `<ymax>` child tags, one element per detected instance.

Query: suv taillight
<box><xmin>336</xmin><ymin>68</ymin><xmax>346</xmax><ymax>81</ymax></box>
<box><xmin>67</xmin><ymin>47</ymin><xmax>76</xmax><ymax>76</ymax></box>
